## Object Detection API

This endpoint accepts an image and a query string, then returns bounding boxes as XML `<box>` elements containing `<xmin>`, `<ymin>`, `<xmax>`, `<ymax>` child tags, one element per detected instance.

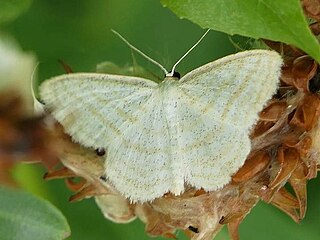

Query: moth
<box><xmin>40</xmin><ymin>30</ymin><xmax>283</xmax><ymax>202</ymax></box>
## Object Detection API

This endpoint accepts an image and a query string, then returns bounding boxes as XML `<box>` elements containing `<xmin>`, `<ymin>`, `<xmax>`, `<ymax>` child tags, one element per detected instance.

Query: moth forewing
<box><xmin>39</xmin><ymin>73</ymin><xmax>157</xmax><ymax>149</ymax></box>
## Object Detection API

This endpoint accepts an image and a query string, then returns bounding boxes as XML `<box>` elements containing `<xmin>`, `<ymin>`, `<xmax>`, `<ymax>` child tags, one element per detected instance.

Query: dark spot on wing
<box><xmin>100</xmin><ymin>175</ymin><xmax>107</xmax><ymax>181</ymax></box>
<box><xmin>188</xmin><ymin>225</ymin><xmax>199</xmax><ymax>233</ymax></box>
<box><xmin>95</xmin><ymin>147</ymin><xmax>106</xmax><ymax>156</ymax></box>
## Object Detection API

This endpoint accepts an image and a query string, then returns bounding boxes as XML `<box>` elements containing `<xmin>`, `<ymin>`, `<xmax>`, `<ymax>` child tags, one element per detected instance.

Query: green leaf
<box><xmin>161</xmin><ymin>0</ymin><xmax>320</xmax><ymax>63</ymax></box>
<box><xmin>0</xmin><ymin>186</ymin><xmax>70</xmax><ymax>240</ymax></box>
<box><xmin>0</xmin><ymin>0</ymin><xmax>33</xmax><ymax>24</ymax></box>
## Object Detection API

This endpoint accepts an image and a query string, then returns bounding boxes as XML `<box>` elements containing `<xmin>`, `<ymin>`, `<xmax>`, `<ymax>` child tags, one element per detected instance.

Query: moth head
<box><xmin>112</xmin><ymin>29</ymin><xmax>209</xmax><ymax>80</ymax></box>
<box><xmin>165</xmin><ymin>71</ymin><xmax>181</xmax><ymax>80</ymax></box>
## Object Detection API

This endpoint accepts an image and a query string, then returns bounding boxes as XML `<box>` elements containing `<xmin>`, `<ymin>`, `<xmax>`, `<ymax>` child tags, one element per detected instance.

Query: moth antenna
<box><xmin>111</xmin><ymin>29</ymin><xmax>169</xmax><ymax>75</ymax></box>
<box><xmin>30</xmin><ymin>62</ymin><xmax>45</xmax><ymax>114</ymax></box>
<box><xmin>30</xmin><ymin>62</ymin><xmax>39</xmax><ymax>101</ymax></box>
<box><xmin>168</xmin><ymin>29</ymin><xmax>210</xmax><ymax>77</ymax></box>
<box><xmin>228</xmin><ymin>36</ymin><xmax>245</xmax><ymax>51</ymax></box>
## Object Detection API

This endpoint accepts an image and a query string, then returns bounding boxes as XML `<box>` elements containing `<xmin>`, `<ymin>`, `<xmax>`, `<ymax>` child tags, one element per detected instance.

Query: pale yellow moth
<box><xmin>40</xmin><ymin>30</ymin><xmax>283</xmax><ymax>202</ymax></box>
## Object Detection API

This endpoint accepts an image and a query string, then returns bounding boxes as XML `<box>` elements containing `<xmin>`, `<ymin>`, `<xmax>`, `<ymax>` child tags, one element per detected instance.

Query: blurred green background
<box><xmin>1</xmin><ymin>0</ymin><xmax>320</xmax><ymax>239</ymax></box>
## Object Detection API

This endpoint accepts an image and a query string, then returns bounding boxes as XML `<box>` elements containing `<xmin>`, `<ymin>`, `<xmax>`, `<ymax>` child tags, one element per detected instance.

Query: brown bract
<box><xmin>302</xmin><ymin>0</ymin><xmax>320</xmax><ymax>20</ymax></box>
